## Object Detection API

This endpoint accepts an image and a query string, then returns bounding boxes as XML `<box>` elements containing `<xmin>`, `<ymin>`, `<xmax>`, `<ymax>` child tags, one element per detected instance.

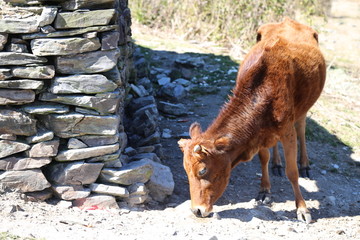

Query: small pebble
<box><xmin>212</xmin><ymin>212</ymin><xmax>221</xmax><ymax>220</ymax></box>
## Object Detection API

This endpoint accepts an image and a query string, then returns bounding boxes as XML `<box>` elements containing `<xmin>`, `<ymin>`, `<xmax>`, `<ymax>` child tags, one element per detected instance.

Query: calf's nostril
<box><xmin>196</xmin><ymin>208</ymin><xmax>202</xmax><ymax>217</ymax></box>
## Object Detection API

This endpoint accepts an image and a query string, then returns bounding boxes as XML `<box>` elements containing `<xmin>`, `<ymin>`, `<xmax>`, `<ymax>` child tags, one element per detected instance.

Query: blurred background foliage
<box><xmin>130</xmin><ymin>0</ymin><xmax>330</xmax><ymax>52</ymax></box>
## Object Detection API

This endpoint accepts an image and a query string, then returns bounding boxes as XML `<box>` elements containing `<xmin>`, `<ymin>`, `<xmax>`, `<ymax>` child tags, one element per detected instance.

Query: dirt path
<box><xmin>0</xmin><ymin>0</ymin><xmax>359</xmax><ymax>239</ymax></box>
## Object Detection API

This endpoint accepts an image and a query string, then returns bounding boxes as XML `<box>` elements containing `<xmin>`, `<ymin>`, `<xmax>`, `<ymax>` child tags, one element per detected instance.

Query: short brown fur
<box><xmin>178</xmin><ymin>18</ymin><xmax>326</xmax><ymax>223</ymax></box>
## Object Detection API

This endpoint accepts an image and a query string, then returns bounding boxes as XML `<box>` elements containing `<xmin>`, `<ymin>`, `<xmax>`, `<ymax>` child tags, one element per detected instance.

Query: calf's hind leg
<box><xmin>295</xmin><ymin>114</ymin><xmax>311</xmax><ymax>178</ymax></box>
<box><xmin>271</xmin><ymin>142</ymin><xmax>283</xmax><ymax>176</ymax></box>
<box><xmin>281</xmin><ymin>126</ymin><xmax>311</xmax><ymax>223</ymax></box>
<box><xmin>256</xmin><ymin>148</ymin><xmax>271</xmax><ymax>203</ymax></box>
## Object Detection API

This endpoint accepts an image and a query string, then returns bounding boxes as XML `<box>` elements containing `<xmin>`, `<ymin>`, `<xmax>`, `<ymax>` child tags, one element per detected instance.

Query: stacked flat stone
<box><xmin>0</xmin><ymin>0</ymin><xmax>174</xmax><ymax>208</ymax></box>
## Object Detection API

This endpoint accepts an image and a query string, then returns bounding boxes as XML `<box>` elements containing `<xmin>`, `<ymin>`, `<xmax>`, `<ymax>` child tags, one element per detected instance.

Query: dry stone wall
<box><xmin>0</xmin><ymin>0</ymin><xmax>174</xmax><ymax>208</ymax></box>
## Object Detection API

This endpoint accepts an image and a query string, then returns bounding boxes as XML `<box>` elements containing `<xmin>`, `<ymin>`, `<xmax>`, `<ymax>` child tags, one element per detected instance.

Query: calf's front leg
<box><xmin>256</xmin><ymin>148</ymin><xmax>271</xmax><ymax>204</ymax></box>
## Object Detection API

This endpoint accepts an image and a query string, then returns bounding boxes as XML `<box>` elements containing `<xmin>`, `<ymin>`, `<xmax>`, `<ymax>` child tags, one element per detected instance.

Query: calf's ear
<box><xmin>178</xmin><ymin>139</ymin><xmax>188</xmax><ymax>152</ymax></box>
<box><xmin>214</xmin><ymin>135</ymin><xmax>232</xmax><ymax>151</ymax></box>
<box><xmin>189</xmin><ymin>122</ymin><xmax>202</xmax><ymax>138</ymax></box>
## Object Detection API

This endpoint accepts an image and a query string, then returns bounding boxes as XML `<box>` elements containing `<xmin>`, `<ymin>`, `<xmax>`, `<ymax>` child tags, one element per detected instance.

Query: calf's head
<box><xmin>178</xmin><ymin>122</ymin><xmax>233</xmax><ymax>217</ymax></box>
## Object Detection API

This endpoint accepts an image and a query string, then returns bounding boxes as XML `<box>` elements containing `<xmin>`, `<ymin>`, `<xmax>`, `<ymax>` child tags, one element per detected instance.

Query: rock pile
<box><xmin>0</xmin><ymin>0</ymin><xmax>174</xmax><ymax>209</ymax></box>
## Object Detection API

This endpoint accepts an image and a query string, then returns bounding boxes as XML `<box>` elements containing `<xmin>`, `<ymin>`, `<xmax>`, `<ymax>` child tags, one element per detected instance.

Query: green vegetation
<box><xmin>0</xmin><ymin>232</ymin><xmax>41</xmax><ymax>240</ymax></box>
<box><xmin>130</xmin><ymin>0</ymin><xmax>328</xmax><ymax>49</ymax></box>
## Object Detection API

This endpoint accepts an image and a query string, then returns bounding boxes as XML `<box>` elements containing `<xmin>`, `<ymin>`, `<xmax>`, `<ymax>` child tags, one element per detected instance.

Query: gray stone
<box><xmin>146</xmin><ymin>161</ymin><xmax>174</xmax><ymax>202</ymax></box>
<box><xmin>137</xmin><ymin>131</ymin><xmax>161</xmax><ymax>147</ymax></box>
<box><xmin>22</xmin><ymin>25</ymin><xmax>118</xmax><ymax>40</ymax></box>
<box><xmin>55</xmin><ymin>49</ymin><xmax>120</xmax><ymax>74</ymax></box>
<box><xmin>55</xmin><ymin>144</ymin><xmax>119</xmax><ymax>161</ymax></box>
<box><xmin>133</xmin><ymin>103</ymin><xmax>158</xmax><ymax>119</ymax></box>
<box><xmin>68</xmin><ymin>138</ymin><xmax>88</xmax><ymax>149</ymax></box>
<box><xmin>90</xmin><ymin>183</ymin><xmax>129</xmax><ymax>197</ymax></box>
<box><xmin>0</xmin><ymin>80</ymin><xmax>44</xmax><ymax>90</ymax></box>
<box><xmin>0</xmin><ymin>52</ymin><xmax>47</xmax><ymax>66</ymax></box>
<box><xmin>56</xmin><ymin>200</ymin><xmax>73</xmax><ymax>208</ymax></box>
<box><xmin>0</xmin><ymin>33</ymin><xmax>8</xmax><ymax>51</ymax></box>
<box><xmin>73</xmin><ymin>194</ymin><xmax>119</xmax><ymax>210</ymax></box>
<box><xmin>27</xmin><ymin>140</ymin><xmax>59</xmax><ymax>158</ymax></box>
<box><xmin>158</xmin><ymin>101</ymin><xmax>188</xmax><ymax>116</ymax></box>
<box><xmin>78</xmin><ymin>134</ymin><xmax>118</xmax><ymax>147</ymax></box>
<box><xmin>162</xmin><ymin>128</ymin><xmax>172</xmax><ymax>139</ymax></box>
<box><xmin>52</xmin><ymin>185</ymin><xmax>91</xmax><ymax>200</ymax></box>
<box><xmin>101</xmin><ymin>31</ymin><xmax>119</xmax><ymax>50</ymax></box>
<box><xmin>0</xmin><ymin>109</ymin><xmax>37</xmax><ymax>136</ymax></box>
<box><xmin>45</xmin><ymin>161</ymin><xmax>104</xmax><ymax>185</ymax></box>
<box><xmin>175</xmin><ymin>55</ymin><xmax>205</xmax><ymax>68</ymax></box>
<box><xmin>128</xmin><ymin>182</ymin><xmax>149</xmax><ymax>195</ymax></box>
<box><xmin>38</xmin><ymin>113</ymin><xmax>120</xmax><ymax>138</ymax></box>
<box><xmin>103</xmin><ymin>159</ymin><xmax>122</xmax><ymax>168</ymax></box>
<box><xmin>137</xmin><ymin>77</ymin><xmax>153</xmax><ymax>94</ymax></box>
<box><xmin>22</xmin><ymin>102</ymin><xmax>69</xmax><ymax>115</ymax></box>
<box><xmin>0</xmin><ymin>89</ymin><xmax>35</xmax><ymax>105</ymax></box>
<box><xmin>38</xmin><ymin>7</ymin><xmax>58</xmax><ymax>27</ymax></box>
<box><xmin>50</xmin><ymin>74</ymin><xmax>117</xmax><ymax>94</ymax></box>
<box><xmin>0</xmin><ymin>140</ymin><xmax>30</xmax><ymax>158</ymax></box>
<box><xmin>54</xmin><ymin>9</ymin><xmax>115</xmax><ymax>29</ymax></box>
<box><xmin>174</xmin><ymin>78</ymin><xmax>191</xmax><ymax>86</ymax></box>
<box><xmin>0</xmin><ymin>169</ymin><xmax>50</xmax><ymax>192</ymax></box>
<box><xmin>157</xmin><ymin>77</ymin><xmax>171</xmax><ymax>86</ymax></box>
<box><xmin>0</xmin><ymin>157</ymin><xmax>51</xmax><ymax>170</ymax></box>
<box><xmin>0</xmin><ymin>134</ymin><xmax>16</xmax><ymax>141</ymax></box>
<box><xmin>126</xmin><ymin>183</ymin><xmax>149</xmax><ymax>205</ymax></box>
<box><xmin>124</xmin><ymin>147</ymin><xmax>137</xmax><ymax>156</ymax></box>
<box><xmin>118</xmin><ymin>132</ymin><xmax>128</xmax><ymax>153</ymax></box>
<box><xmin>31</xmin><ymin>37</ymin><xmax>101</xmax><ymax>56</ymax></box>
<box><xmin>125</xmin><ymin>194</ymin><xmax>148</xmax><ymax>206</ymax></box>
<box><xmin>134</xmin><ymin>58</ymin><xmax>149</xmax><ymax>78</ymax></box>
<box><xmin>6</xmin><ymin>43</ymin><xmax>28</xmax><ymax>53</ymax></box>
<box><xmin>128</xmin><ymin>96</ymin><xmax>156</xmax><ymax>112</ymax></box>
<box><xmin>100</xmin><ymin>159</ymin><xmax>154</xmax><ymax>185</ymax></box>
<box><xmin>61</xmin><ymin>0</ymin><xmax>115</xmax><ymax>10</ymax></box>
<box><xmin>24</xmin><ymin>189</ymin><xmax>53</xmax><ymax>202</ymax></box>
<box><xmin>83</xmin><ymin>32</ymin><xmax>97</xmax><ymax>38</ymax></box>
<box><xmin>0</xmin><ymin>68</ymin><xmax>12</xmax><ymax>80</ymax></box>
<box><xmin>26</xmin><ymin>129</ymin><xmax>54</xmax><ymax>144</ymax></box>
<box><xmin>39</xmin><ymin>92</ymin><xmax>121</xmax><ymax>114</ymax></box>
<box><xmin>103</xmin><ymin>67</ymin><xmax>123</xmax><ymax>86</ymax></box>
<box><xmin>12</xmin><ymin>65</ymin><xmax>55</xmax><ymax>79</ymax></box>
<box><xmin>136</xmin><ymin>146</ymin><xmax>155</xmax><ymax>153</ymax></box>
<box><xmin>0</xmin><ymin>18</ymin><xmax>39</xmax><ymax>34</ymax></box>
<box><xmin>130</xmin><ymin>84</ymin><xmax>148</xmax><ymax>97</ymax></box>
<box><xmin>87</xmin><ymin>150</ymin><xmax>121</xmax><ymax>163</ymax></box>
<box><xmin>40</xmin><ymin>25</ymin><xmax>56</xmax><ymax>33</ymax></box>
<box><xmin>158</xmin><ymin>82</ymin><xmax>186</xmax><ymax>101</ymax></box>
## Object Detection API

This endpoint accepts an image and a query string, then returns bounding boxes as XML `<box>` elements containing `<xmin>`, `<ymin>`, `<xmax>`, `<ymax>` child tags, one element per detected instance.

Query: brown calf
<box><xmin>178</xmin><ymin>18</ymin><xmax>326</xmax><ymax>223</ymax></box>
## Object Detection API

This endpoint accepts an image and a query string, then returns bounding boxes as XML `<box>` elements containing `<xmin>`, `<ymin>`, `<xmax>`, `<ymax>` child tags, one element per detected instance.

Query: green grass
<box><xmin>0</xmin><ymin>232</ymin><xmax>42</xmax><ymax>240</ymax></box>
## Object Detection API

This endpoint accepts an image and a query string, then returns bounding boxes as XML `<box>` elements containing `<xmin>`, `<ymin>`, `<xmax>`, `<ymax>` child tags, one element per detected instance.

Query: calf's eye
<box><xmin>199</xmin><ymin>168</ymin><xmax>207</xmax><ymax>176</ymax></box>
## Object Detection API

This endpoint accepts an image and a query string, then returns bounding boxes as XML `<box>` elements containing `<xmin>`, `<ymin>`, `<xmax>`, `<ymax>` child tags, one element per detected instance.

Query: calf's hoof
<box><xmin>271</xmin><ymin>164</ymin><xmax>283</xmax><ymax>177</ymax></box>
<box><xmin>297</xmin><ymin>207</ymin><xmax>312</xmax><ymax>224</ymax></box>
<box><xmin>299</xmin><ymin>166</ymin><xmax>311</xmax><ymax>179</ymax></box>
<box><xmin>255</xmin><ymin>190</ymin><xmax>271</xmax><ymax>204</ymax></box>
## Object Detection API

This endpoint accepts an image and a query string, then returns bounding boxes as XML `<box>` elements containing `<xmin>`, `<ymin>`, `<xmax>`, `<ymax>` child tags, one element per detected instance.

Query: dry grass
<box><xmin>130</xmin><ymin>0</ymin><xmax>329</xmax><ymax>57</ymax></box>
